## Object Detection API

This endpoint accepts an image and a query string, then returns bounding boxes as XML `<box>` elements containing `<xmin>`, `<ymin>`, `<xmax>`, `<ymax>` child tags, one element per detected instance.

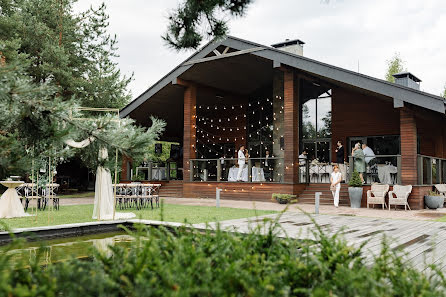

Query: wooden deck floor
<box><xmin>195</xmin><ymin>213</ymin><xmax>446</xmax><ymax>272</ymax></box>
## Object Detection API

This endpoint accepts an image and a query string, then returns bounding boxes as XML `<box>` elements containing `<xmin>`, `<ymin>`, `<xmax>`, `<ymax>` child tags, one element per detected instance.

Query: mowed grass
<box><xmin>0</xmin><ymin>203</ymin><xmax>276</xmax><ymax>230</ymax></box>
<box><xmin>435</xmin><ymin>215</ymin><xmax>446</xmax><ymax>222</ymax></box>
<box><xmin>58</xmin><ymin>191</ymin><xmax>95</xmax><ymax>198</ymax></box>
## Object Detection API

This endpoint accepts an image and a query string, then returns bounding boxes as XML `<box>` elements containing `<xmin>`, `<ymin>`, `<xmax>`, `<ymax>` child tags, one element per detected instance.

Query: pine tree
<box><xmin>0</xmin><ymin>0</ymin><xmax>132</xmax><ymax>109</ymax></box>
<box><xmin>0</xmin><ymin>1</ymin><xmax>165</xmax><ymax>179</ymax></box>
<box><xmin>163</xmin><ymin>0</ymin><xmax>253</xmax><ymax>50</ymax></box>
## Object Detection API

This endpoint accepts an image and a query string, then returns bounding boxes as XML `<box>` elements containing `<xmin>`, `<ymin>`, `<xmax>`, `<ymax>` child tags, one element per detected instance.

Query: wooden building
<box><xmin>120</xmin><ymin>36</ymin><xmax>446</xmax><ymax>209</ymax></box>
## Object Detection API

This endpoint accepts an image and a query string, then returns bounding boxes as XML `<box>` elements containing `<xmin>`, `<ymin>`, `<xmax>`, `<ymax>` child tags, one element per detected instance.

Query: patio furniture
<box><xmin>388</xmin><ymin>185</ymin><xmax>412</xmax><ymax>210</ymax></box>
<box><xmin>0</xmin><ymin>180</ymin><xmax>30</xmax><ymax>218</ymax></box>
<box><xmin>377</xmin><ymin>164</ymin><xmax>398</xmax><ymax>184</ymax></box>
<box><xmin>367</xmin><ymin>183</ymin><xmax>390</xmax><ymax>209</ymax></box>
<box><xmin>252</xmin><ymin>167</ymin><xmax>265</xmax><ymax>182</ymax></box>
<box><xmin>434</xmin><ymin>184</ymin><xmax>446</xmax><ymax>206</ymax></box>
<box><xmin>140</xmin><ymin>184</ymin><xmax>161</xmax><ymax>209</ymax></box>
<box><xmin>113</xmin><ymin>183</ymin><xmax>161</xmax><ymax>210</ymax></box>
<box><xmin>22</xmin><ymin>183</ymin><xmax>41</xmax><ymax>212</ymax></box>
<box><xmin>42</xmin><ymin>183</ymin><xmax>60</xmax><ymax>210</ymax></box>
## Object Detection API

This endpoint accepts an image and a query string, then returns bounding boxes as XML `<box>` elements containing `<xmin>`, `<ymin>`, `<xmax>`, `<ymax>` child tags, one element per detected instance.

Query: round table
<box><xmin>0</xmin><ymin>181</ymin><xmax>30</xmax><ymax>218</ymax></box>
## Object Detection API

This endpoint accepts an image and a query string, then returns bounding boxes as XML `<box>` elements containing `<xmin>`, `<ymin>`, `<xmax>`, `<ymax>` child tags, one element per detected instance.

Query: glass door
<box><xmin>348</xmin><ymin>137</ymin><xmax>366</xmax><ymax>154</ymax></box>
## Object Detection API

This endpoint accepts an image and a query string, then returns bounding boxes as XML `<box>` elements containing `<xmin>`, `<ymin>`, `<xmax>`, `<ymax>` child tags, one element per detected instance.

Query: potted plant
<box><xmin>348</xmin><ymin>171</ymin><xmax>363</xmax><ymax>208</ymax></box>
<box><xmin>272</xmin><ymin>193</ymin><xmax>297</xmax><ymax>204</ymax></box>
<box><xmin>424</xmin><ymin>191</ymin><xmax>445</xmax><ymax>209</ymax></box>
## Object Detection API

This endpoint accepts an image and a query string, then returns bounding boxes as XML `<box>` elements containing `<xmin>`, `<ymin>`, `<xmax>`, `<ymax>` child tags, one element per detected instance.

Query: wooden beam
<box><xmin>393</xmin><ymin>98</ymin><xmax>404</xmax><ymax>108</ymax></box>
<box><xmin>172</xmin><ymin>77</ymin><xmax>189</xmax><ymax>87</ymax></box>
<box><xmin>222</xmin><ymin>46</ymin><xmax>230</xmax><ymax>54</ymax></box>
<box><xmin>182</xmin><ymin>47</ymin><xmax>265</xmax><ymax>66</ymax></box>
<box><xmin>212</xmin><ymin>49</ymin><xmax>221</xmax><ymax>56</ymax></box>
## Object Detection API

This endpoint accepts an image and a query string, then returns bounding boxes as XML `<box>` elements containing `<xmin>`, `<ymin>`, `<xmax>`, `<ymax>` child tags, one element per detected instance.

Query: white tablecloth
<box><xmin>252</xmin><ymin>167</ymin><xmax>266</xmax><ymax>182</ymax></box>
<box><xmin>152</xmin><ymin>168</ymin><xmax>166</xmax><ymax>180</ymax></box>
<box><xmin>378</xmin><ymin>165</ymin><xmax>398</xmax><ymax>184</ymax></box>
<box><xmin>0</xmin><ymin>181</ymin><xmax>30</xmax><ymax>219</ymax></box>
<box><xmin>228</xmin><ymin>167</ymin><xmax>265</xmax><ymax>182</ymax></box>
<box><xmin>228</xmin><ymin>167</ymin><xmax>248</xmax><ymax>181</ymax></box>
<box><xmin>309</xmin><ymin>164</ymin><xmax>333</xmax><ymax>183</ymax></box>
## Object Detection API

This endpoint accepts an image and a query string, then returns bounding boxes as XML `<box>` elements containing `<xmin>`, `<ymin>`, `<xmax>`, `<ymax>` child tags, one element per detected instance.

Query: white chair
<box><xmin>367</xmin><ymin>184</ymin><xmax>390</xmax><ymax>209</ymax></box>
<box><xmin>435</xmin><ymin>184</ymin><xmax>446</xmax><ymax>197</ymax></box>
<box><xmin>388</xmin><ymin>185</ymin><xmax>412</xmax><ymax>210</ymax></box>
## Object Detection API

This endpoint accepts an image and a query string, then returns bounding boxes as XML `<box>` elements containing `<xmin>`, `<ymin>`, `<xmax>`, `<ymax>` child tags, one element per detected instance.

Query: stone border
<box><xmin>0</xmin><ymin>219</ymin><xmax>185</xmax><ymax>245</ymax></box>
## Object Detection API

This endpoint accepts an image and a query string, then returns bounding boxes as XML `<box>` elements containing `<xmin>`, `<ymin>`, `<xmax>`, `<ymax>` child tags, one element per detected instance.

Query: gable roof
<box><xmin>121</xmin><ymin>35</ymin><xmax>446</xmax><ymax>117</ymax></box>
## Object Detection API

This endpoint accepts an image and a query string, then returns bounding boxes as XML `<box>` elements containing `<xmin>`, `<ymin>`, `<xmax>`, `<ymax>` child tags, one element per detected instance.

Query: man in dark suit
<box><xmin>335</xmin><ymin>141</ymin><xmax>344</xmax><ymax>164</ymax></box>
<box><xmin>335</xmin><ymin>140</ymin><xmax>346</xmax><ymax>181</ymax></box>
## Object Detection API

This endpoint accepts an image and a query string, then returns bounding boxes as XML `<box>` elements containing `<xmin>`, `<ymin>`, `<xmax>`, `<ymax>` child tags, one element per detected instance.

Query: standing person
<box><xmin>264</xmin><ymin>150</ymin><xmax>270</xmax><ymax>167</ymax></box>
<box><xmin>237</xmin><ymin>145</ymin><xmax>246</xmax><ymax>181</ymax></box>
<box><xmin>330</xmin><ymin>165</ymin><xmax>342</xmax><ymax>208</ymax></box>
<box><xmin>335</xmin><ymin>141</ymin><xmax>344</xmax><ymax>164</ymax></box>
<box><xmin>299</xmin><ymin>150</ymin><xmax>308</xmax><ymax>166</ymax></box>
<box><xmin>335</xmin><ymin>141</ymin><xmax>346</xmax><ymax>181</ymax></box>
<box><xmin>362</xmin><ymin>143</ymin><xmax>376</xmax><ymax>166</ymax></box>
<box><xmin>352</xmin><ymin>143</ymin><xmax>366</xmax><ymax>184</ymax></box>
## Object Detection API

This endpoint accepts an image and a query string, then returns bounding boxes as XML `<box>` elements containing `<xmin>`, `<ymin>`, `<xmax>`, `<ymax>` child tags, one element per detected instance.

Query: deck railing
<box><xmin>417</xmin><ymin>155</ymin><xmax>446</xmax><ymax>185</ymax></box>
<box><xmin>190</xmin><ymin>157</ymin><xmax>284</xmax><ymax>183</ymax></box>
<box><xmin>135</xmin><ymin>161</ymin><xmax>179</xmax><ymax>181</ymax></box>
<box><xmin>347</xmin><ymin>155</ymin><xmax>401</xmax><ymax>185</ymax></box>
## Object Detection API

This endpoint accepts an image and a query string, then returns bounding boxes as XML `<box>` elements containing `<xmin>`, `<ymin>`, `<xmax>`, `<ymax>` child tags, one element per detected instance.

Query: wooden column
<box><xmin>183</xmin><ymin>84</ymin><xmax>197</xmax><ymax>182</ymax></box>
<box><xmin>400</xmin><ymin>108</ymin><xmax>418</xmax><ymax>185</ymax></box>
<box><xmin>283</xmin><ymin>70</ymin><xmax>299</xmax><ymax>183</ymax></box>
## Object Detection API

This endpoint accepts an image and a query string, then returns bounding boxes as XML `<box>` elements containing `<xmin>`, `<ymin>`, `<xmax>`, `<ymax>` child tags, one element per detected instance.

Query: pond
<box><xmin>1</xmin><ymin>231</ymin><xmax>133</xmax><ymax>266</ymax></box>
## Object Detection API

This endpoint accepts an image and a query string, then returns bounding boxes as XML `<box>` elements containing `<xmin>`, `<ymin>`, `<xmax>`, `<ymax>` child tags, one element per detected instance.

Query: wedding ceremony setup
<box><xmin>4</xmin><ymin>0</ymin><xmax>446</xmax><ymax>295</ymax></box>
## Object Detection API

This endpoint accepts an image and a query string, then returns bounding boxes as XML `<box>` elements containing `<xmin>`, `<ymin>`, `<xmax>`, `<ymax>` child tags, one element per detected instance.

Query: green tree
<box><xmin>0</xmin><ymin>1</ymin><xmax>165</xmax><ymax>179</ymax></box>
<box><xmin>163</xmin><ymin>0</ymin><xmax>253</xmax><ymax>50</ymax></box>
<box><xmin>385</xmin><ymin>53</ymin><xmax>406</xmax><ymax>83</ymax></box>
<box><xmin>0</xmin><ymin>0</ymin><xmax>132</xmax><ymax>109</ymax></box>
<box><xmin>442</xmin><ymin>83</ymin><xmax>446</xmax><ymax>98</ymax></box>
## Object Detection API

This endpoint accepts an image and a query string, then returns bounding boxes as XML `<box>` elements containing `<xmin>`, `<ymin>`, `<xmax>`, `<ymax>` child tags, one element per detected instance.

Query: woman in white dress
<box><xmin>330</xmin><ymin>165</ymin><xmax>342</xmax><ymax>208</ymax></box>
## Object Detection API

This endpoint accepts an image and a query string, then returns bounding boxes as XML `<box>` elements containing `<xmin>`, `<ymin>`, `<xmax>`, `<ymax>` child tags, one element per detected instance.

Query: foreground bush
<box><xmin>1</xmin><ymin>217</ymin><xmax>446</xmax><ymax>296</ymax></box>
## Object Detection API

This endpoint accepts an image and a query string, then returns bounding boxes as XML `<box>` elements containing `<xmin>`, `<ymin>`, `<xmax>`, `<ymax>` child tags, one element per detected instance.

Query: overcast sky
<box><xmin>74</xmin><ymin>0</ymin><xmax>446</xmax><ymax>100</ymax></box>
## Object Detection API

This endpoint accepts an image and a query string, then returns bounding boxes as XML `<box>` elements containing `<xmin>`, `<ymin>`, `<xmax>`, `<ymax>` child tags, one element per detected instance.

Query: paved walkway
<box><xmin>58</xmin><ymin>196</ymin><xmax>446</xmax><ymax>221</ymax></box>
<box><xmin>160</xmin><ymin>197</ymin><xmax>446</xmax><ymax>221</ymax></box>
<box><xmin>195</xmin><ymin>212</ymin><xmax>446</xmax><ymax>272</ymax></box>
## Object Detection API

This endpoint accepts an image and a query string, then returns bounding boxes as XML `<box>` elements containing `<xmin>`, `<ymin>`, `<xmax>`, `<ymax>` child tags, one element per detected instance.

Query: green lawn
<box><xmin>0</xmin><ymin>204</ymin><xmax>276</xmax><ymax>230</ymax></box>
<box><xmin>435</xmin><ymin>216</ymin><xmax>446</xmax><ymax>222</ymax></box>
<box><xmin>58</xmin><ymin>191</ymin><xmax>95</xmax><ymax>198</ymax></box>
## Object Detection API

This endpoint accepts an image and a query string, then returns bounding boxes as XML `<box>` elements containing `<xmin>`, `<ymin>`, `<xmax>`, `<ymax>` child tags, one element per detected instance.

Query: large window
<box><xmin>300</xmin><ymin>79</ymin><xmax>332</xmax><ymax>163</ymax></box>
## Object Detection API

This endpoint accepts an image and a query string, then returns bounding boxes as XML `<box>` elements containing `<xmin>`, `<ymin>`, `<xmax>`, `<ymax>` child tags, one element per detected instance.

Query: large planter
<box><xmin>276</xmin><ymin>197</ymin><xmax>289</xmax><ymax>204</ymax></box>
<box><xmin>424</xmin><ymin>195</ymin><xmax>445</xmax><ymax>209</ymax></box>
<box><xmin>348</xmin><ymin>187</ymin><xmax>363</xmax><ymax>208</ymax></box>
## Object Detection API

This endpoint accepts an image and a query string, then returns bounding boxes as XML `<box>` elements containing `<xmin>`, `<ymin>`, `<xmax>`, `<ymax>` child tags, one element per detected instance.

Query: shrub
<box><xmin>428</xmin><ymin>190</ymin><xmax>443</xmax><ymax>196</ymax></box>
<box><xmin>349</xmin><ymin>170</ymin><xmax>363</xmax><ymax>187</ymax></box>
<box><xmin>1</xmin><ymin>216</ymin><xmax>446</xmax><ymax>296</ymax></box>
<box><xmin>271</xmin><ymin>193</ymin><xmax>297</xmax><ymax>204</ymax></box>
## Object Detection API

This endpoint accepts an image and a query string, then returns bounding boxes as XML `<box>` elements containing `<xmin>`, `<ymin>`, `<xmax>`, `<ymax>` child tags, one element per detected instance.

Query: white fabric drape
<box><xmin>0</xmin><ymin>185</ymin><xmax>31</xmax><ymax>218</ymax></box>
<box><xmin>92</xmin><ymin>148</ymin><xmax>135</xmax><ymax>220</ymax></box>
<box><xmin>64</xmin><ymin>136</ymin><xmax>95</xmax><ymax>148</ymax></box>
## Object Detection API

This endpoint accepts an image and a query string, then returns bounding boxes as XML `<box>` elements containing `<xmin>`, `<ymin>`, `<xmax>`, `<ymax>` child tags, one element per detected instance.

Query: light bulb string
<box><xmin>196</xmin><ymin>124</ymin><xmax>272</xmax><ymax>142</ymax></box>
<box><xmin>197</xmin><ymin>96</ymin><xmax>280</xmax><ymax>111</ymax></box>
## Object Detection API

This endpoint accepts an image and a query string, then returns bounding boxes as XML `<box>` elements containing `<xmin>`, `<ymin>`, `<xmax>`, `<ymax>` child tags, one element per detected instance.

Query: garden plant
<box><xmin>1</xmin><ymin>214</ymin><xmax>446</xmax><ymax>296</ymax></box>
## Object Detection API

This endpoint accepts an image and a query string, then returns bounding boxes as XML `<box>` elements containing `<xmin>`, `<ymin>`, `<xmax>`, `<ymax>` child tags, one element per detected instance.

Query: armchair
<box><xmin>388</xmin><ymin>185</ymin><xmax>412</xmax><ymax>211</ymax></box>
<box><xmin>367</xmin><ymin>183</ymin><xmax>390</xmax><ymax>209</ymax></box>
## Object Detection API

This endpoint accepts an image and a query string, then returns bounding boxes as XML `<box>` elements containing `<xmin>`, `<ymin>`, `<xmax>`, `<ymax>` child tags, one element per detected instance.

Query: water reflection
<box><xmin>2</xmin><ymin>232</ymin><xmax>133</xmax><ymax>265</ymax></box>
